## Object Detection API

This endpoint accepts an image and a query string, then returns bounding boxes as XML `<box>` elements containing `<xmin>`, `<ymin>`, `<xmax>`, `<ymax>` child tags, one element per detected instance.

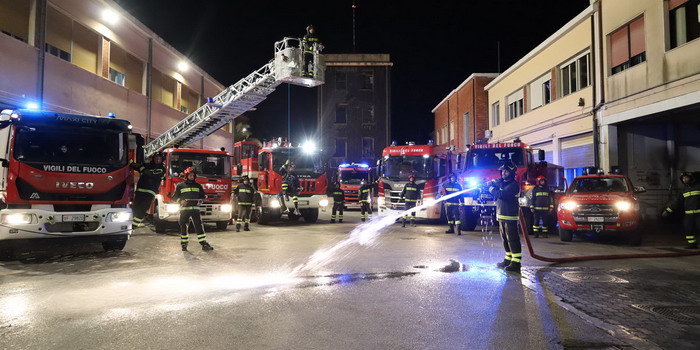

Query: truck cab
<box><xmin>337</xmin><ymin>163</ymin><xmax>372</xmax><ymax>209</ymax></box>
<box><xmin>557</xmin><ymin>171</ymin><xmax>645</xmax><ymax>244</ymax></box>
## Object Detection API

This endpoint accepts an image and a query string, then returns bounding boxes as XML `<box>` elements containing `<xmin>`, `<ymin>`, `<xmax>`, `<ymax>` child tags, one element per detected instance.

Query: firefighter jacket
<box><xmin>172</xmin><ymin>180</ymin><xmax>205</xmax><ymax>210</ymax></box>
<box><xmin>282</xmin><ymin>174</ymin><xmax>300</xmax><ymax>194</ymax></box>
<box><xmin>400</xmin><ymin>182</ymin><xmax>421</xmax><ymax>202</ymax></box>
<box><xmin>666</xmin><ymin>182</ymin><xmax>700</xmax><ymax>215</ymax></box>
<box><xmin>234</xmin><ymin>183</ymin><xmax>255</xmax><ymax>206</ymax></box>
<box><xmin>131</xmin><ymin>162</ymin><xmax>165</xmax><ymax>195</ymax></box>
<box><xmin>489</xmin><ymin>178</ymin><xmax>520</xmax><ymax>221</ymax></box>
<box><xmin>440</xmin><ymin>181</ymin><xmax>463</xmax><ymax>205</ymax></box>
<box><xmin>530</xmin><ymin>185</ymin><xmax>554</xmax><ymax>211</ymax></box>
<box><xmin>303</xmin><ymin>33</ymin><xmax>319</xmax><ymax>54</ymax></box>
<box><xmin>359</xmin><ymin>183</ymin><xmax>377</xmax><ymax>203</ymax></box>
<box><xmin>327</xmin><ymin>185</ymin><xmax>345</xmax><ymax>204</ymax></box>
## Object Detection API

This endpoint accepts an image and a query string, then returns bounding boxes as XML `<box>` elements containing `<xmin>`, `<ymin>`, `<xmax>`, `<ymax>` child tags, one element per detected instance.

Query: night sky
<box><xmin>115</xmin><ymin>0</ymin><xmax>590</xmax><ymax>145</ymax></box>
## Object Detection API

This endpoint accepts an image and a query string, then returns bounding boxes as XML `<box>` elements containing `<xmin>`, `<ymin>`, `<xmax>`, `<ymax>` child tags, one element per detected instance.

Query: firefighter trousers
<box><xmin>403</xmin><ymin>201</ymin><xmax>416</xmax><ymax>223</ymax></box>
<box><xmin>236</xmin><ymin>205</ymin><xmax>252</xmax><ymax>226</ymax></box>
<box><xmin>532</xmin><ymin>210</ymin><xmax>551</xmax><ymax>235</ymax></box>
<box><xmin>360</xmin><ymin>201</ymin><xmax>372</xmax><ymax>220</ymax></box>
<box><xmin>331</xmin><ymin>203</ymin><xmax>344</xmax><ymax>221</ymax></box>
<box><xmin>683</xmin><ymin>213</ymin><xmax>700</xmax><ymax>245</ymax></box>
<box><xmin>132</xmin><ymin>191</ymin><xmax>155</xmax><ymax>227</ymax></box>
<box><xmin>445</xmin><ymin>203</ymin><xmax>461</xmax><ymax>226</ymax></box>
<box><xmin>499</xmin><ymin>219</ymin><xmax>522</xmax><ymax>264</ymax></box>
<box><xmin>179</xmin><ymin>210</ymin><xmax>206</xmax><ymax>245</ymax></box>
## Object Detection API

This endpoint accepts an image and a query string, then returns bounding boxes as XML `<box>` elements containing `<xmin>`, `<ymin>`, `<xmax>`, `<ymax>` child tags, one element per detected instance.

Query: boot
<box><xmin>243</xmin><ymin>224</ymin><xmax>250</xmax><ymax>231</ymax></box>
<box><xmin>201</xmin><ymin>242</ymin><xmax>214</xmax><ymax>251</ymax></box>
<box><xmin>293</xmin><ymin>207</ymin><xmax>301</xmax><ymax>216</ymax></box>
<box><xmin>235</xmin><ymin>224</ymin><xmax>241</xmax><ymax>232</ymax></box>
<box><xmin>330</xmin><ymin>219</ymin><xmax>336</xmax><ymax>223</ymax></box>
<box><xmin>402</xmin><ymin>219</ymin><xmax>406</xmax><ymax>228</ymax></box>
<box><xmin>456</xmin><ymin>226</ymin><xmax>462</xmax><ymax>236</ymax></box>
<box><xmin>496</xmin><ymin>259</ymin><xmax>510</xmax><ymax>268</ymax></box>
<box><xmin>445</xmin><ymin>225</ymin><xmax>455</xmax><ymax>234</ymax></box>
<box><xmin>686</xmin><ymin>243</ymin><xmax>699</xmax><ymax>249</ymax></box>
<box><xmin>339</xmin><ymin>219</ymin><xmax>343</xmax><ymax>223</ymax></box>
<box><xmin>181</xmin><ymin>243</ymin><xmax>188</xmax><ymax>252</ymax></box>
<box><xmin>505</xmin><ymin>262</ymin><xmax>521</xmax><ymax>273</ymax></box>
<box><xmin>411</xmin><ymin>220</ymin><xmax>416</xmax><ymax>227</ymax></box>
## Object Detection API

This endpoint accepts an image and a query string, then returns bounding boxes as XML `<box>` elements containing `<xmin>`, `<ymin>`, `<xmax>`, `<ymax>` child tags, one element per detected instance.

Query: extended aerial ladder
<box><xmin>143</xmin><ymin>37</ymin><xmax>325</xmax><ymax>157</ymax></box>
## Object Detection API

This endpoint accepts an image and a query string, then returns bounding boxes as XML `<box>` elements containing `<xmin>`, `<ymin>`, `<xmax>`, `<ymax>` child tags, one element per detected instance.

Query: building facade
<box><xmin>432</xmin><ymin>74</ymin><xmax>497</xmax><ymax>151</ymax></box>
<box><xmin>0</xmin><ymin>0</ymin><xmax>229</xmax><ymax>149</ymax></box>
<box><xmin>317</xmin><ymin>54</ymin><xmax>392</xmax><ymax>167</ymax></box>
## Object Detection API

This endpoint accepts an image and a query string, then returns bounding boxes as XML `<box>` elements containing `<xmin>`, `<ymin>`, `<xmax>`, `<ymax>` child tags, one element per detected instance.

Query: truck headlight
<box><xmin>2</xmin><ymin>214</ymin><xmax>33</xmax><ymax>225</ymax></box>
<box><xmin>166</xmin><ymin>204</ymin><xmax>180</xmax><ymax>213</ymax></box>
<box><xmin>108</xmin><ymin>212</ymin><xmax>131</xmax><ymax>223</ymax></box>
<box><xmin>560</xmin><ymin>201</ymin><xmax>577</xmax><ymax>211</ymax></box>
<box><xmin>221</xmin><ymin>204</ymin><xmax>232</xmax><ymax>213</ymax></box>
<box><xmin>615</xmin><ymin>201</ymin><xmax>631</xmax><ymax>211</ymax></box>
<box><xmin>270</xmin><ymin>200</ymin><xmax>280</xmax><ymax>208</ymax></box>
<box><xmin>319</xmin><ymin>199</ymin><xmax>329</xmax><ymax>207</ymax></box>
<box><xmin>465</xmin><ymin>177</ymin><xmax>478</xmax><ymax>188</ymax></box>
<box><xmin>423</xmin><ymin>197</ymin><xmax>436</xmax><ymax>206</ymax></box>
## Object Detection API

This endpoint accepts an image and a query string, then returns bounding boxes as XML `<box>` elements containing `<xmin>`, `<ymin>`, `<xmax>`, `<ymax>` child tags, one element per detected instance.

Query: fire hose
<box><xmin>517</xmin><ymin>207</ymin><xmax>700</xmax><ymax>262</ymax></box>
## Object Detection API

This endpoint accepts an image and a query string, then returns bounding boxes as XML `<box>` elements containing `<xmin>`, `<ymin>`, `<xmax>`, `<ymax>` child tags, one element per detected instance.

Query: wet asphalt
<box><xmin>1</xmin><ymin>210</ymin><xmax>698</xmax><ymax>350</ymax></box>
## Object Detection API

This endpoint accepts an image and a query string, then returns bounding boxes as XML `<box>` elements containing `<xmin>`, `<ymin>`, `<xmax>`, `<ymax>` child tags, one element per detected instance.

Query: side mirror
<box><xmin>539</xmin><ymin>161</ymin><xmax>548</xmax><ymax>168</ymax></box>
<box><xmin>0</xmin><ymin>158</ymin><xmax>8</xmax><ymax>167</ymax></box>
<box><xmin>634</xmin><ymin>186</ymin><xmax>646</xmax><ymax>194</ymax></box>
<box><xmin>538</xmin><ymin>149</ymin><xmax>545</xmax><ymax>161</ymax></box>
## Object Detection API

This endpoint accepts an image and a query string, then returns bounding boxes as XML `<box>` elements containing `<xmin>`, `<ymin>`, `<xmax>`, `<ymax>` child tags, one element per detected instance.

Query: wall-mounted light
<box><xmin>578</xmin><ymin>97</ymin><xmax>585</xmax><ymax>107</ymax></box>
<box><xmin>101</xmin><ymin>9</ymin><xmax>119</xmax><ymax>25</ymax></box>
<box><xmin>177</xmin><ymin>61</ymin><xmax>189</xmax><ymax>72</ymax></box>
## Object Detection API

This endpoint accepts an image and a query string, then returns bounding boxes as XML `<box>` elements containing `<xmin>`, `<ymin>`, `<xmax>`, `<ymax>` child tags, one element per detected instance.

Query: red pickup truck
<box><xmin>557</xmin><ymin>173</ymin><xmax>646</xmax><ymax>245</ymax></box>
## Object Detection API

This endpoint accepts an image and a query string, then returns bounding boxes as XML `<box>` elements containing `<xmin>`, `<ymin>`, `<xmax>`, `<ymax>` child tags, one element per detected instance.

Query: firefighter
<box><xmin>663</xmin><ymin>172</ymin><xmax>700</xmax><ymax>249</ymax></box>
<box><xmin>130</xmin><ymin>153</ymin><xmax>165</xmax><ymax>229</ymax></box>
<box><xmin>302</xmin><ymin>25</ymin><xmax>321</xmax><ymax>77</ymax></box>
<box><xmin>233</xmin><ymin>175</ymin><xmax>255</xmax><ymax>232</ymax></box>
<box><xmin>327</xmin><ymin>179</ymin><xmax>345</xmax><ymax>223</ymax></box>
<box><xmin>279</xmin><ymin>159</ymin><xmax>292</xmax><ymax>178</ymax></box>
<box><xmin>530</xmin><ymin>176</ymin><xmax>554</xmax><ymax>238</ymax></box>
<box><xmin>400</xmin><ymin>174</ymin><xmax>420</xmax><ymax>227</ymax></box>
<box><xmin>172</xmin><ymin>168</ymin><xmax>214</xmax><ymax>252</ymax></box>
<box><xmin>358</xmin><ymin>179</ymin><xmax>376</xmax><ymax>222</ymax></box>
<box><xmin>440</xmin><ymin>173</ymin><xmax>464</xmax><ymax>235</ymax></box>
<box><xmin>281</xmin><ymin>168</ymin><xmax>302</xmax><ymax>216</ymax></box>
<box><xmin>489</xmin><ymin>162</ymin><xmax>521</xmax><ymax>272</ymax></box>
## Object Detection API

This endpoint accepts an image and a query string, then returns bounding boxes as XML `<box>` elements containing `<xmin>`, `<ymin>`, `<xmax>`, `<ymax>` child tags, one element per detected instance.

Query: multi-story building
<box><xmin>0</xmin><ymin>0</ymin><xmax>229</xmax><ymax>149</ymax></box>
<box><xmin>485</xmin><ymin>5</ymin><xmax>597</xmax><ymax>181</ymax></box>
<box><xmin>317</xmin><ymin>54</ymin><xmax>392</xmax><ymax>167</ymax></box>
<box><xmin>432</xmin><ymin>74</ymin><xmax>497</xmax><ymax>150</ymax></box>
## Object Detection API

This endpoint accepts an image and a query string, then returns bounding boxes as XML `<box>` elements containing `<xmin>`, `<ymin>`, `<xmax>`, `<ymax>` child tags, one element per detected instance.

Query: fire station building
<box><xmin>0</xmin><ymin>0</ymin><xmax>229</xmax><ymax>149</ymax></box>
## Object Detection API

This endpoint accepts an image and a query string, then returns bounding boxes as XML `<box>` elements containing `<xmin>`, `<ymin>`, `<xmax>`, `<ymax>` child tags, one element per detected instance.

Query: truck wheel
<box><xmin>626</xmin><ymin>231</ymin><xmax>642</xmax><ymax>246</ymax></box>
<box><xmin>288</xmin><ymin>213</ymin><xmax>301</xmax><ymax>221</ymax></box>
<box><xmin>216</xmin><ymin>221</ymin><xmax>228</xmax><ymax>230</ymax></box>
<box><xmin>559</xmin><ymin>227</ymin><xmax>573</xmax><ymax>242</ymax></box>
<box><xmin>302</xmin><ymin>208</ymin><xmax>319</xmax><ymax>223</ymax></box>
<box><xmin>460</xmin><ymin>209</ymin><xmax>478</xmax><ymax>232</ymax></box>
<box><xmin>0</xmin><ymin>244</ymin><xmax>15</xmax><ymax>261</ymax></box>
<box><xmin>102</xmin><ymin>235</ymin><xmax>128</xmax><ymax>251</ymax></box>
<box><xmin>256</xmin><ymin>197</ymin><xmax>270</xmax><ymax>225</ymax></box>
<box><xmin>153</xmin><ymin>203</ymin><xmax>167</xmax><ymax>234</ymax></box>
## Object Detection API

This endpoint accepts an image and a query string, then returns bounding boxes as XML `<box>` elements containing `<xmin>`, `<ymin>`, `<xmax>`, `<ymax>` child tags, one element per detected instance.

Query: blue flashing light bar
<box><xmin>107</xmin><ymin>112</ymin><xmax>116</xmax><ymax>118</ymax></box>
<box><xmin>339</xmin><ymin>163</ymin><xmax>351</xmax><ymax>168</ymax></box>
<box><xmin>25</xmin><ymin>101</ymin><xmax>39</xmax><ymax>110</ymax></box>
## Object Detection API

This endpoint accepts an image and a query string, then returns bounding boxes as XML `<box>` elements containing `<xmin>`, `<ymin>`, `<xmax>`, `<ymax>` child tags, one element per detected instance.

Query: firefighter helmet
<box><xmin>307</xmin><ymin>25</ymin><xmax>315</xmax><ymax>33</ymax></box>
<box><xmin>241</xmin><ymin>175</ymin><xmax>249</xmax><ymax>182</ymax></box>
<box><xmin>182</xmin><ymin>167</ymin><xmax>196</xmax><ymax>179</ymax></box>
<box><xmin>448</xmin><ymin>172</ymin><xmax>459</xmax><ymax>181</ymax></box>
<box><xmin>408</xmin><ymin>174</ymin><xmax>416</xmax><ymax>181</ymax></box>
<box><xmin>151</xmin><ymin>152</ymin><xmax>164</xmax><ymax>163</ymax></box>
<box><xmin>680</xmin><ymin>172</ymin><xmax>695</xmax><ymax>182</ymax></box>
<box><xmin>536</xmin><ymin>176</ymin><xmax>546</xmax><ymax>185</ymax></box>
<box><xmin>499</xmin><ymin>162</ymin><xmax>516</xmax><ymax>178</ymax></box>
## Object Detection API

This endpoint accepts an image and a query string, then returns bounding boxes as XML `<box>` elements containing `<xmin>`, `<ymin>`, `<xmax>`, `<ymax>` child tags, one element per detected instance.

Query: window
<box><xmin>45</xmin><ymin>43</ymin><xmax>71</xmax><ymax>62</ymax></box>
<box><xmin>334</xmin><ymin>138</ymin><xmax>347</xmax><ymax>157</ymax></box>
<box><xmin>442</xmin><ymin>126</ymin><xmax>448</xmax><ymax>144</ymax></box>
<box><xmin>449</xmin><ymin>121</ymin><xmax>455</xmax><ymax>142</ymax></box>
<box><xmin>109</xmin><ymin>67</ymin><xmax>125</xmax><ymax>86</ymax></box>
<box><xmin>506</xmin><ymin>89</ymin><xmax>524</xmax><ymax>121</ymax></box>
<box><xmin>335</xmin><ymin>71</ymin><xmax>347</xmax><ymax>90</ymax></box>
<box><xmin>610</xmin><ymin>17</ymin><xmax>646</xmax><ymax>74</ymax></box>
<box><xmin>491</xmin><ymin>102</ymin><xmax>500</xmax><ymax>127</ymax></box>
<box><xmin>463</xmin><ymin>112</ymin><xmax>470</xmax><ymax>146</ymax></box>
<box><xmin>529</xmin><ymin>73</ymin><xmax>552</xmax><ymax>109</ymax></box>
<box><xmin>560</xmin><ymin>52</ymin><xmax>590</xmax><ymax>96</ymax></box>
<box><xmin>360</xmin><ymin>71</ymin><xmax>374</xmax><ymax>90</ymax></box>
<box><xmin>335</xmin><ymin>104</ymin><xmax>347</xmax><ymax>123</ymax></box>
<box><xmin>362</xmin><ymin>105</ymin><xmax>375</xmax><ymax>124</ymax></box>
<box><xmin>362</xmin><ymin>138</ymin><xmax>374</xmax><ymax>158</ymax></box>
<box><xmin>669</xmin><ymin>0</ymin><xmax>700</xmax><ymax>48</ymax></box>
<box><xmin>180</xmin><ymin>106</ymin><xmax>189</xmax><ymax>114</ymax></box>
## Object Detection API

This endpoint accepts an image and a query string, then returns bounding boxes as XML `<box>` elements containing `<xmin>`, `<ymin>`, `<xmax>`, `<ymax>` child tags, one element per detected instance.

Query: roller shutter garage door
<box><xmin>531</xmin><ymin>141</ymin><xmax>554</xmax><ymax>164</ymax></box>
<box><xmin>560</xmin><ymin>133</ymin><xmax>594</xmax><ymax>169</ymax></box>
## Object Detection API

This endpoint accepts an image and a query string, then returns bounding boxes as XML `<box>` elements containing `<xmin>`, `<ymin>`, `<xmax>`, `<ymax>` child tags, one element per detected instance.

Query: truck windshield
<box><xmin>465</xmin><ymin>148</ymin><xmax>525</xmax><ymax>169</ymax></box>
<box><xmin>169</xmin><ymin>152</ymin><xmax>231</xmax><ymax>178</ymax></box>
<box><xmin>570</xmin><ymin>177</ymin><xmax>629</xmax><ymax>193</ymax></box>
<box><xmin>13</xmin><ymin>126</ymin><xmax>126</xmax><ymax>167</ymax></box>
<box><xmin>340</xmin><ymin>170</ymin><xmax>369</xmax><ymax>184</ymax></box>
<box><xmin>272</xmin><ymin>149</ymin><xmax>324</xmax><ymax>173</ymax></box>
<box><xmin>382</xmin><ymin>156</ymin><xmax>431</xmax><ymax>180</ymax></box>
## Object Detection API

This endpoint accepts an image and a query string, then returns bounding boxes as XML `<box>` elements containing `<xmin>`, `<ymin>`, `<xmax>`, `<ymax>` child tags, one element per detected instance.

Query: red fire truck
<box><xmin>376</xmin><ymin>142</ymin><xmax>452</xmax><ymax>220</ymax></box>
<box><xmin>458</xmin><ymin>140</ymin><xmax>564</xmax><ymax>231</ymax></box>
<box><xmin>233</xmin><ymin>139</ymin><xmax>329</xmax><ymax>224</ymax></box>
<box><xmin>337</xmin><ymin>163</ymin><xmax>372</xmax><ymax>209</ymax></box>
<box><xmin>232</xmin><ymin>140</ymin><xmax>260</xmax><ymax>181</ymax></box>
<box><xmin>0</xmin><ymin>109</ymin><xmax>142</xmax><ymax>257</ymax></box>
<box><xmin>152</xmin><ymin>148</ymin><xmax>232</xmax><ymax>233</ymax></box>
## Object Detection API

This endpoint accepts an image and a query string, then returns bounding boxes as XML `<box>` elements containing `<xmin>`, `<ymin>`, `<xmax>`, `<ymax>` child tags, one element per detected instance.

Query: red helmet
<box><xmin>408</xmin><ymin>174</ymin><xmax>416</xmax><ymax>181</ymax></box>
<box><xmin>182</xmin><ymin>167</ymin><xmax>196</xmax><ymax>179</ymax></box>
<box><xmin>536</xmin><ymin>176</ymin><xmax>546</xmax><ymax>184</ymax></box>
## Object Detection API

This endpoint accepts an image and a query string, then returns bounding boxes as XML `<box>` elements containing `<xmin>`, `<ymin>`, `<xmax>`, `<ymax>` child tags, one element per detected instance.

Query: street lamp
<box><xmin>101</xmin><ymin>9</ymin><xmax>119</xmax><ymax>25</ymax></box>
<box><xmin>177</xmin><ymin>61</ymin><xmax>189</xmax><ymax>72</ymax></box>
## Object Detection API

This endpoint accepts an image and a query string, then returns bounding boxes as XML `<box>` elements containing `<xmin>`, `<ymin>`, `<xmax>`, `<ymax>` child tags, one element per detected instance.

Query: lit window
<box><xmin>491</xmin><ymin>102</ymin><xmax>500</xmax><ymax>127</ymax></box>
<box><xmin>529</xmin><ymin>73</ymin><xmax>552</xmax><ymax>109</ymax></box>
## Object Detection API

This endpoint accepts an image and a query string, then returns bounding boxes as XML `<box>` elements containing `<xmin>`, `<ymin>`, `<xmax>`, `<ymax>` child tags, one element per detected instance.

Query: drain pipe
<box><xmin>517</xmin><ymin>208</ymin><xmax>700</xmax><ymax>263</ymax></box>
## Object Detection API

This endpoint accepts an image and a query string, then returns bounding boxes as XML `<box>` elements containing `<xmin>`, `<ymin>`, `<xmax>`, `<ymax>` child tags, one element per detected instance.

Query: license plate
<box><xmin>299</xmin><ymin>200</ymin><xmax>309</xmax><ymax>205</ymax></box>
<box><xmin>62</xmin><ymin>214</ymin><xmax>85</xmax><ymax>222</ymax></box>
<box><xmin>587</xmin><ymin>216</ymin><xmax>604</xmax><ymax>222</ymax></box>
<box><xmin>480</xmin><ymin>194</ymin><xmax>492</xmax><ymax>199</ymax></box>
<box><xmin>591</xmin><ymin>224</ymin><xmax>604</xmax><ymax>231</ymax></box>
